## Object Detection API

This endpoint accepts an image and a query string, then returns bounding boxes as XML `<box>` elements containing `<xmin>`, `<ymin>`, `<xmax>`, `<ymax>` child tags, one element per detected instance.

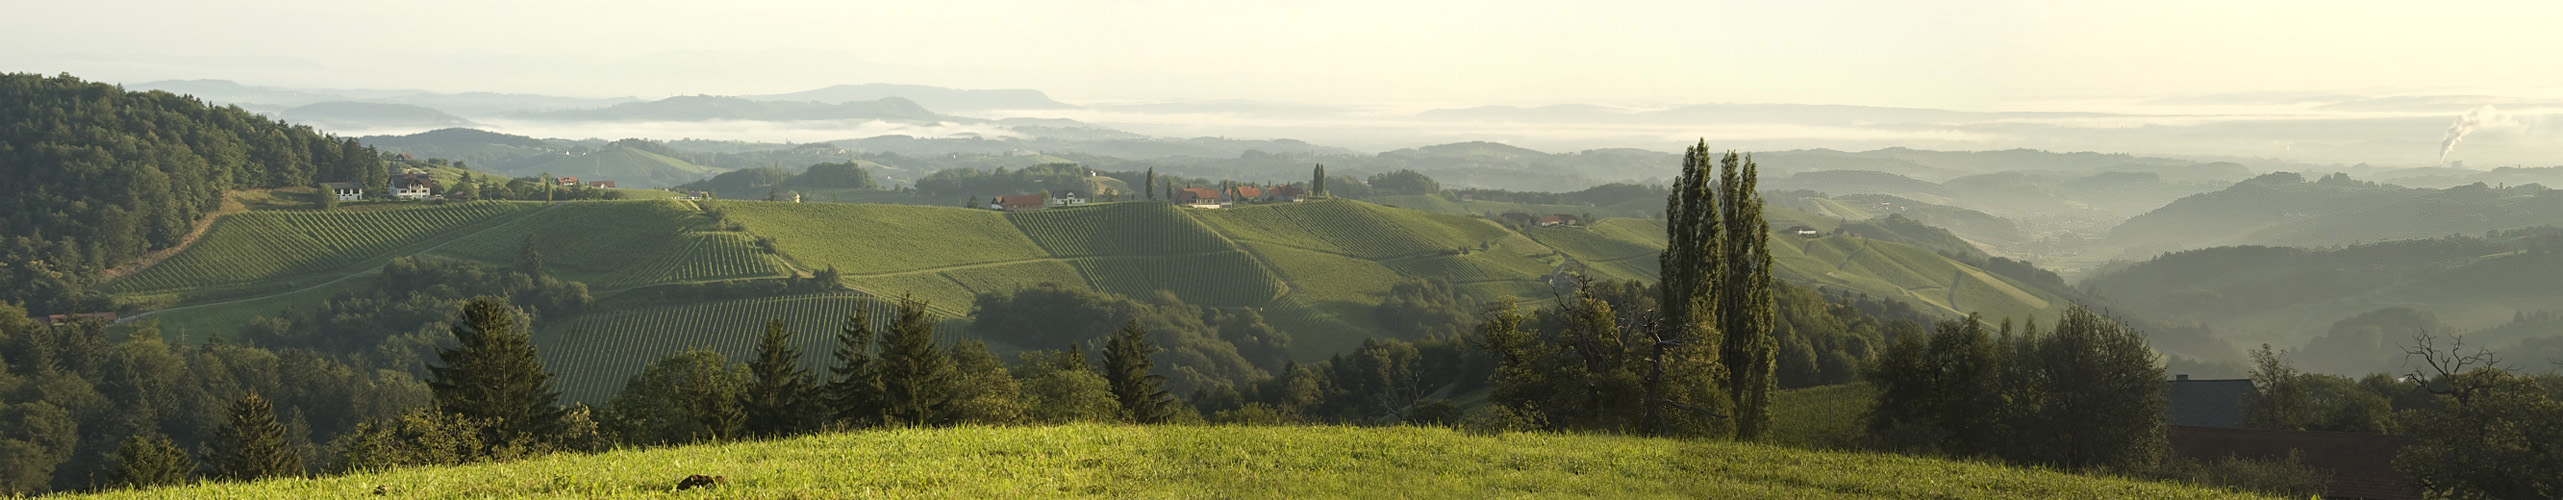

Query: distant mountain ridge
<box><xmin>743</xmin><ymin>83</ymin><xmax>1074</xmax><ymax>111</ymax></box>
<box><xmin>516</xmin><ymin>95</ymin><xmax>947</xmax><ymax>122</ymax></box>
<box><xmin>277</xmin><ymin>101</ymin><xmax>477</xmax><ymax>130</ymax></box>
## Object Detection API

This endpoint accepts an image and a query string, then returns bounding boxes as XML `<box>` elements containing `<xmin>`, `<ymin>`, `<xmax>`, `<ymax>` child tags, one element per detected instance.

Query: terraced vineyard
<box><xmin>716</xmin><ymin>202</ymin><xmax>1043</xmax><ymax>275</ymax></box>
<box><xmin>1074</xmin><ymin>252</ymin><xmax>1285</xmax><ymax>307</ymax></box>
<box><xmin>105</xmin><ymin>201</ymin><xmax>543</xmax><ymax>300</ymax></box>
<box><xmin>1009</xmin><ymin>202</ymin><xmax>1232</xmax><ymax>256</ymax></box>
<box><xmin>427</xmin><ymin>200</ymin><xmax>786</xmax><ymax>288</ymax></box>
<box><xmin>538</xmin><ymin>293</ymin><xmax>904</xmax><ymax>402</ymax></box>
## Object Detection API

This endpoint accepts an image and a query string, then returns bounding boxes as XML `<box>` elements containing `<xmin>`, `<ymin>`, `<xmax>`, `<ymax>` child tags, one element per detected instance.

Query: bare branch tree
<box><xmin>2401</xmin><ymin>331</ymin><xmax>2504</xmax><ymax>404</ymax></box>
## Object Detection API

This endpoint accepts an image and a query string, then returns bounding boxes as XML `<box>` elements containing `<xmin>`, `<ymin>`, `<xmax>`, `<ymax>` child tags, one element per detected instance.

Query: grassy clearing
<box><xmin>1771</xmin><ymin>383</ymin><xmax>1877</xmax><ymax>451</ymax></box>
<box><xmin>63</xmin><ymin>424</ymin><xmax>2279</xmax><ymax>499</ymax></box>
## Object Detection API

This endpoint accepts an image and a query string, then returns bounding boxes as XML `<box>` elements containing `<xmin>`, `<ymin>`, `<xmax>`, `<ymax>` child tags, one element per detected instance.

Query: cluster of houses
<box><xmin>981</xmin><ymin>184</ymin><xmax>1310</xmax><ymax>212</ymax></box>
<box><xmin>320</xmin><ymin>171</ymin><xmax>620</xmax><ymax>202</ymax></box>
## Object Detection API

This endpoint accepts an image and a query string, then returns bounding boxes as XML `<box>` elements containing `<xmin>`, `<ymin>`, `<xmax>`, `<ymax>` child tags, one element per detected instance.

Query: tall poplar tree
<box><xmin>1650</xmin><ymin>141</ymin><xmax>1733</xmax><ymax>437</ymax></box>
<box><xmin>742</xmin><ymin>319</ymin><xmax>820</xmax><ymax>437</ymax></box>
<box><xmin>1312</xmin><ymin>164</ymin><xmax>1327</xmax><ymax>197</ymax></box>
<box><xmin>213</xmin><ymin>394</ymin><xmax>299</xmax><ymax>481</ymax></box>
<box><xmin>1145</xmin><ymin>168</ymin><xmax>1156</xmax><ymax>200</ymax></box>
<box><xmin>1104</xmin><ymin>320</ymin><xmax>1175</xmax><ymax>423</ymax></box>
<box><xmin>426</xmin><ymin>297</ymin><xmax>567</xmax><ymax>446</ymax></box>
<box><xmin>1716</xmin><ymin>152</ymin><xmax>1778</xmax><ymax>439</ymax></box>
<box><xmin>827</xmin><ymin>309</ymin><xmax>882</xmax><ymax>426</ymax></box>
<box><xmin>876</xmin><ymin>297</ymin><xmax>956</xmax><ymax>426</ymax></box>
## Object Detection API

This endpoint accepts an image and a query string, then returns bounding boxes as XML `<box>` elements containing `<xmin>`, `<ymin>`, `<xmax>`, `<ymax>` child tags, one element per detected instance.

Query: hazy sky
<box><xmin>9</xmin><ymin>0</ymin><xmax>2560</xmax><ymax>110</ymax></box>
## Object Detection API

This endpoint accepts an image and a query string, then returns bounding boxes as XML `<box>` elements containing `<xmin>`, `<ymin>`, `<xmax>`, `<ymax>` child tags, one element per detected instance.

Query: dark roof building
<box><xmin>2169</xmin><ymin>426</ymin><xmax>2418</xmax><ymax>500</ymax></box>
<box><xmin>2167</xmin><ymin>375</ymin><xmax>2256</xmax><ymax>428</ymax></box>
<box><xmin>992</xmin><ymin>195</ymin><xmax>1045</xmax><ymax>212</ymax></box>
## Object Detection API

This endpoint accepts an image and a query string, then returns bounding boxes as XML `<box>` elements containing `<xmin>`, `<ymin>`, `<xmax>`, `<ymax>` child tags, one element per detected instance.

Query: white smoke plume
<box><xmin>2439</xmin><ymin>105</ymin><xmax>2502</xmax><ymax>164</ymax></box>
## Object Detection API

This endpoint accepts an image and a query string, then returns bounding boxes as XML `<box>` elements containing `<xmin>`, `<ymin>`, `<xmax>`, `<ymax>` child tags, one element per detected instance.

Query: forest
<box><xmin>0</xmin><ymin>74</ymin><xmax>391</xmax><ymax>314</ymax></box>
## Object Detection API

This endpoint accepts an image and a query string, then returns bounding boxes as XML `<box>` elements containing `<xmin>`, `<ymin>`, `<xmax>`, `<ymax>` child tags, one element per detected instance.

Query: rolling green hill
<box><xmin>2083</xmin><ymin>228</ymin><xmax>2563</xmax><ymax>350</ymax></box>
<box><xmin>111</xmin><ymin>198</ymin><xmax>2094</xmax><ymax>402</ymax></box>
<box><xmin>61</xmin><ymin>424</ymin><xmax>2275</xmax><ymax>500</ymax></box>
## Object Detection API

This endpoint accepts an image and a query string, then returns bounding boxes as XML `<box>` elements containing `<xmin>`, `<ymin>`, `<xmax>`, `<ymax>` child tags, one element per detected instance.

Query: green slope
<box><xmin>63</xmin><ymin>425</ymin><xmax>2276</xmax><ymax>500</ymax></box>
<box><xmin>1526</xmin><ymin>215</ymin><xmax>2070</xmax><ymax>323</ymax></box>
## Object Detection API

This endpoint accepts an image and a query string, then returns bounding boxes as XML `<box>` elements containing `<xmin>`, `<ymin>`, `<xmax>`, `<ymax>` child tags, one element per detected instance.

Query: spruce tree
<box><xmin>1717</xmin><ymin>152</ymin><xmax>1778</xmax><ymax>440</ymax></box>
<box><xmin>111</xmin><ymin>434</ymin><xmax>193</xmax><ymax>488</ymax></box>
<box><xmin>518</xmin><ymin>234</ymin><xmax>543</xmax><ymax>275</ymax></box>
<box><xmin>742</xmin><ymin>318</ymin><xmax>820</xmax><ymax>437</ymax></box>
<box><xmin>1104</xmin><ymin>320</ymin><xmax>1175</xmax><ymax>423</ymax></box>
<box><xmin>875</xmin><ymin>296</ymin><xmax>955</xmax><ymax>426</ymax></box>
<box><xmin>426</xmin><ymin>297</ymin><xmax>566</xmax><ymax>445</ymax></box>
<box><xmin>828</xmin><ymin>309</ymin><xmax>883</xmax><ymax>426</ymax></box>
<box><xmin>214</xmin><ymin>394</ymin><xmax>300</xmax><ymax>481</ymax></box>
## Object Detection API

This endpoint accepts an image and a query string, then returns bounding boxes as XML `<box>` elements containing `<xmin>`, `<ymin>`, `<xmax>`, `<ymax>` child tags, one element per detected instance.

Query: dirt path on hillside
<box><xmin>97</xmin><ymin>193</ymin><xmax>262</xmax><ymax>283</ymax></box>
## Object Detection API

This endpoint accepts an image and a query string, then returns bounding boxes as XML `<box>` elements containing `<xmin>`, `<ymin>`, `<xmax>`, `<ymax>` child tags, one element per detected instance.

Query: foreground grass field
<box><xmin>65</xmin><ymin>425</ymin><xmax>2277</xmax><ymax>499</ymax></box>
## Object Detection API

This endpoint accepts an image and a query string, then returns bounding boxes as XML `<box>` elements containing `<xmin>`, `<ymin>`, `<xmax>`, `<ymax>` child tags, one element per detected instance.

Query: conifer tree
<box><xmin>828</xmin><ymin>309</ymin><xmax>883</xmax><ymax>426</ymax></box>
<box><xmin>518</xmin><ymin>234</ymin><xmax>543</xmax><ymax>275</ymax></box>
<box><xmin>876</xmin><ymin>296</ymin><xmax>956</xmax><ymax>426</ymax></box>
<box><xmin>742</xmin><ymin>319</ymin><xmax>820</xmax><ymax>437</ymax></box>
<box><xmin>426</xmin><ymin>297</ymin><xmax>566</xmax><ymax>445</ymax></box>
<box><xmin>1145</xmin><ymin>168</ymin><xmax>1156</xmax><ymax>200</ymax></box>
<box><xmin>214</xmin><ymin>394</ymin><xmax>300</xmax><ymax>481</ymax></box>
<box><xmin>111</xmin><ymin>434</ymin><xmax>193</xmax><ymax>488</ymax></box>
<box><xmin>1717</xmin><ymin>152</ymin><xmax>1778</xmax><ymax>439</ymax></box>
<box><xmin>1104</xmin><ymin>320</ymin><xmax>1176</xmax><ymax>423</ymax></box>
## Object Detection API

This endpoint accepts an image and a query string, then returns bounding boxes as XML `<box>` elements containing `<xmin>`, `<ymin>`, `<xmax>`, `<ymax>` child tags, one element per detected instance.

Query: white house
<box><xmin>321</xmin><ymin>182</ymin><xmax>363</xmax><ymax>201</ymax></box>
<box><xmin>1052</xmin><ymin>191</ymin><xmax>1086</xmax><ymax>206</ymax></box>
<box><xmin>392</xmin><ymin>180</ymin><xmax>434</xmax><ymax>200</ymax></box>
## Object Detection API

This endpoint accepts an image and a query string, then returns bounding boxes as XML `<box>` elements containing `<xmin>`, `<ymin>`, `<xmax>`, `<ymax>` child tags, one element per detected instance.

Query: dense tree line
<box><xmin>0</xmin><ymin>74</ymin><xmax>389</xmax><ymax>314</ymax></box>
<box><xmin>2242</xmin><ymin>335</ymin><xmax>2563</xmax><ymax>498</ymax></box>
<box><xmin>914</xmin><ymin>163</ymin><xmax>1106</xmax><ymax>198</ymax></box>
<box><xmin>966</xmin><ymin>284</ymin><xmax>1288</xmax><ymax>393</ymax></box>
<box><xmin>1865</xmin><ymin>310</ymin><xmax>2167</xmax><ymax>471</ymax></box>
<box><xmin>673</xmin><ymin>161</ymin><xmax>878</xmax><ymax>200</ymax></box>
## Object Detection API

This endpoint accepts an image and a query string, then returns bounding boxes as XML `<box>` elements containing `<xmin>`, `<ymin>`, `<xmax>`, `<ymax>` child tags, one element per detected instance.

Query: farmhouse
<box><xmin>555</xmin><ymin>176</ymin><xmax>580</xmax><ymax>187</ymax></box>
<box><xmin>1535</xmin><ymin>214</ymin><xmax>1579</xmax><ymax>227</ymax></box>
<box><xmin>1270</xmin><ymin>184</ymin><xmax>1306</xmax><ymax>201</ymax></box>
<box><xmin>321</xmin><ymin>182</ymin><xmax>363</xmax><ymax>201</ymax></box>
<box><xmin>1053</xmin><ymin>191</ymin><xmax>1085</xmax><ymax>206</ymax></box>
<box><xmin>587</xmin><ymin>180</ymin><xmax>617</xmax><ymax>189</ymax></box>
<box><xmin>1176</xmin><ymin>187</ymin><xmax>1223</xmax><ymax>204</ymax></box>
<box><xmin>1787</xmin><ymin>225</ymin><xmax>1820</xmax><ymax>237</ymax></box>
<box><xmin>990</xmin><ymin>195</ymin><xmax>1046</xmax><ymax>212</ymax></box>
<box><xmin>1233</xmin><ymin>185</ymin><xmax>1263</xmax><ymax>201</ymax></box>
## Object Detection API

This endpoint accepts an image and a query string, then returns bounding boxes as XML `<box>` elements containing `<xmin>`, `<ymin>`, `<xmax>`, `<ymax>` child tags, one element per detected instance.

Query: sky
<box><xmin>8</xmin><ymin>0</ymin><xmax>2560</xmax><ymax>110</ymax></box>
